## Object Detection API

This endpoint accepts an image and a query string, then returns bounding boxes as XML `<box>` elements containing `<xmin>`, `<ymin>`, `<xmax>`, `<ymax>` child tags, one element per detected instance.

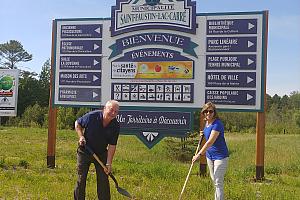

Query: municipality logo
<box><xmin>145</xmin><ymin>0</ymin><xmax>160</xmax><ymax>6</ymax></box>
<box><xmin>111</xmin><ymin>0</ymin><xmax>197</xmax><ymax>36</ymax></box>
<box><xmin>133</xmin><ymin>0</ymin><xmax>173</xmax><ymax>6</ymax></box>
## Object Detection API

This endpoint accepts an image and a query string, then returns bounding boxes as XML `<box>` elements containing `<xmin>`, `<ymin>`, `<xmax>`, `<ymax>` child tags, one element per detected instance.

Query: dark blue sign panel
<box><xmin>205</xmin><ymin>89</ymin><xmax>256</xmax><ymax>105</ymax></box>
<box><xmin>109</xmin><ymin>32</ymin><xmax>198</xmax><ymax>59</ymax></box>
<box><xmin>59</xmin><ymin>72</ymin><xmax>101</xmax><ymax>86</ymax></box>
<box><xmin>117</xmin><ymin>110</ymin><xmax>192</xmax><ymax>148</ymax></box>
<box><xmin>207</xmin><ymin>37</ymin><xmax>257</xmax><ymax>52</ymax></box>
<box><xmin>60</xmin><ymin>56</ymin><xmax>101</xmax><ymax>70</ymax></box>
<box><xmin>61</xmin><ymin>24</ymin><xmax>103</xmax><ymax>38</ymax></box>
<box><xmin>58</xmin><ymin>88</ymin><xmax>100</xmax><ymax>102</ymax></box>
<box><xmin>206</xmin><ymin>72</ymin><xmax>256</xmax><ymax>88</ymax></box>
<box><xmin>114</xmin><ymin>48</ymin><xmax>192</xmax><ymax>62</ymax></box>
<box><xmin>207</xmin><ymin>19</ymin><xmax>257</xmax><ymax>35</ymax></box>
<box><xmin>206</xmin><ymin>54</ymin><xmax>256</xmax><ymax>70</ymax></box>
<box><xmin>60</xmin><ymin>40</ymin><xmax>102</xmax><ymax>54</ymax></box>
<box><xmin>117</xmin><ymin>110</ymin><xmax>191</xmax><ymax>130</ymax></box>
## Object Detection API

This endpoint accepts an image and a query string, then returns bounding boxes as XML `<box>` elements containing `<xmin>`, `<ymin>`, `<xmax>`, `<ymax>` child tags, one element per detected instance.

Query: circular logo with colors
<box><xmin>0</xmin><ymin>76</ymin><xmax>14</xmax><ymax>90</ymax></box>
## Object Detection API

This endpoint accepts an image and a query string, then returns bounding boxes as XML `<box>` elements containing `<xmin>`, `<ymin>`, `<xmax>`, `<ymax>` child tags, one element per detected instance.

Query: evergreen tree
<box><xmin>17</xmin><ymin>71</ymin><xmax>40</xmax><ymax>115</ymax></box>
<box><xmin>38</xmin><ymin>59</ymin><xmax>51</xmax><ymax>107</ymax></box>
<box><xmin>0</xmin><ymin>40</ymin><xmax>32</xmax><ymax>69</ymax></box>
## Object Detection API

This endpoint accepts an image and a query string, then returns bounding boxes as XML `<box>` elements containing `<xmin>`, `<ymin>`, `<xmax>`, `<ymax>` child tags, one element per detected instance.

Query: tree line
<box><xmin>1</xmin><ymin>40</ymin><xmax>299</xmax><ymax>134</ymax></box>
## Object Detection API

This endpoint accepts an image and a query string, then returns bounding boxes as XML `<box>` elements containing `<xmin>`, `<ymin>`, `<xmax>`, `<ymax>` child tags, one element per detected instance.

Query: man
<box><xmin>74</xmin><ymin>100</ymin><xmax>120</xmax><ymax>200</ymax></box>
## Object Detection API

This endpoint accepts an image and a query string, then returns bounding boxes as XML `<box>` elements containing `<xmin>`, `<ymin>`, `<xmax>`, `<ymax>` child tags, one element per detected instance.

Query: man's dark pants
<box><xmin>74</xmin><ymin>147</ymin><xmax>110</xmax><ymax>200</ymax></box>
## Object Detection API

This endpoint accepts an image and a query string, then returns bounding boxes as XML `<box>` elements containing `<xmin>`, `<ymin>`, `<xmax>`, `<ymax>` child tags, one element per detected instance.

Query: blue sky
<box><xmin>0</xmin><ymin>0</ymin><xmax>299</xmax><ymax>97</ymax></box>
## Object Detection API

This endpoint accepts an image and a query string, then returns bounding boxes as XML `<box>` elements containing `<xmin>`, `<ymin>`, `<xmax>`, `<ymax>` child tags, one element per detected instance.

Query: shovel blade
<box><xmin>117</xmin><ymin>186</ymin><xmax>132</xmax><ymax>198</ymax></box>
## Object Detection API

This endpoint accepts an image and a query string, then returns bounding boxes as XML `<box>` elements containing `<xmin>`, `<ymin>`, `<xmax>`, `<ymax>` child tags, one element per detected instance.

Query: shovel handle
<box><xmin>84</xmin><ymin>145</ymin><xmax>107</xmax><ymax>169</ymax></box>
<box><xmin>84</xmin><ymin>145</ymin><xmax>132</xmax><ymax>198</ymax></box>
<box><xmin>195</xmin><ymin>131</ymin><xmax>204</xmax><ymax>156</ymax></box>
<box><xmin>84</xmin><ymin>145</ymin><xmax>119</xmax><ymax>188</ymax></box>
<box><xmin>179</xmin><ymin>132</ymin><xmax>204</xmax><ymax>200</ymax></box>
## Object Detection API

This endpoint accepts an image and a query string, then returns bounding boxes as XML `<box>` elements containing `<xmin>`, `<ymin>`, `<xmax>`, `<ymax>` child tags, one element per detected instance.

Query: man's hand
<box><xmin>104</xmin><ymin>164</ymin><xmax>112</xmax><ymax>175</ymax></box>
<box><xmin>78</xmin><ymin>136</ymin><xmax>86</xmax><ymax>146</ymax></box>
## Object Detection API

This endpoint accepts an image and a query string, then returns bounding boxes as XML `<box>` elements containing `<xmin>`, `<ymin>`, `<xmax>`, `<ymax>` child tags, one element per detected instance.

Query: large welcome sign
<box><xmin>51</xmin><ymin>0</ymin><xmax>268</xmax><ymax>148</ymax></box>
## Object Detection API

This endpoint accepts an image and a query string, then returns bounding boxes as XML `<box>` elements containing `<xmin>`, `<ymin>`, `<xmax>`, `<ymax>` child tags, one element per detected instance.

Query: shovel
<box><xmin>84</xmin><ymin>145</ymin><xmax>132</xmax><ymax>199</ymax></box>
<box><xmin>179</xmin><ymin>132</ymin><xmax>204</xmax><ymax>200</ymax></box>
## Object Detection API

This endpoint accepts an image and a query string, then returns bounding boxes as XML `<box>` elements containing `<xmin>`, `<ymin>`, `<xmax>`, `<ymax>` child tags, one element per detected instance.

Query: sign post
<box><xmin>47</xmin><ymin>105</ymin><xmax>57</xmax><ymax>168</ymax></box>
<box><xmin>47</xmin><ymin>21</ymin><xmax>58</xmax><ymax>168</ymax></box>
<box><xmin>255</xmin><ymin>11</ymin><xmax>268</xmax><ymax>180</ymax></box>
<box><xmin>199</xmin><ymin>113</ymin><xmax>207</xmax><ymax>176</ymax></box>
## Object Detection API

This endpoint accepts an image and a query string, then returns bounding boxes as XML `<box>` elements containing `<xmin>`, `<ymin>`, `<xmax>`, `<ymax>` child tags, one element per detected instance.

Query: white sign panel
<box><xmin>0</xmin><ymin>69</ymin><xmax>19</xmax><ymax>116</ymax></box>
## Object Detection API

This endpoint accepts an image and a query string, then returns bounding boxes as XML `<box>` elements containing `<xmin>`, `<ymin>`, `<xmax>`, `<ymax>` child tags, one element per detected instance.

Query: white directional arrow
<box><xmin>247</xmin><ymin>76</ymin><xmax>254</xmax><ymax>84</ymax></box>
<box><xmin>143</xmin><ymin>132</ymin><xmax>159</xmax><ymax>142</ymax></box>
<box><xmin>248</xmin><ymin>41</ymin><xmax>254</xmax><ymax>48</ymax></box>
<box><xmin>248</xmin><ymin>23</ymin><xmax>255</xmax><ymax>30</ymax></box>
<box><xmin>247</xmin><ymin>58</ymin><xmax>254</xmax><ymax>65</ymax></box>
<box><xmin>93</xmin><ymin>75</ymin><xmax>99</xmax><ymax>82</ymax></box>
<box><xmin>92</xmin><ymin>92</ymin><xmax>98</xmax><ymax>98</ymax></box>
<box><xmin>95</xmin><ymin>27</ymin><xmax>101</xmax><ymax>34</ymax></box>
<box><xmin>247</xmin><ymin>93</ymin><xmax>253</xmax><ymax>101</ymax></box>
<box><xmin>93</xmin><ymin>59</ymin><xmax>99</xmax><ymax>66</ymax></box>
<box><xmin>94</xmin><ymin>44</ymin><xmax>99</xmax><ymax>50</ymax></box>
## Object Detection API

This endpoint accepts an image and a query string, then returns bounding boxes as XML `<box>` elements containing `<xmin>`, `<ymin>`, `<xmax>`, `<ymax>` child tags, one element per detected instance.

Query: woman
<box><xmin>192</xmin><ymin>102</ymin><xmax>229</xmax><ymax>200</ymax></box>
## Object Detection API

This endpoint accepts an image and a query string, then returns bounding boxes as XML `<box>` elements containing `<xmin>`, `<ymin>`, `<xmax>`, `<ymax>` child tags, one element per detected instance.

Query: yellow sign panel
<box><xmin>136</xmin><ymin>61</ymin><xmax>193</xmax><ymax>79</ymax></box>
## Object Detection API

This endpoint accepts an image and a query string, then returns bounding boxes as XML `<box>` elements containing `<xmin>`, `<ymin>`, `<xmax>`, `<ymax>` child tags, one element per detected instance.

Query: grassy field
<box><xmin>0</xmin><ymin>127</ymin><xmax>299</xmax><ymax>200</ymax></box>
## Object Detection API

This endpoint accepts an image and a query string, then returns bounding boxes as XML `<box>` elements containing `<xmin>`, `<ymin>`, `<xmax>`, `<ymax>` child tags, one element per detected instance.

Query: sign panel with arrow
<box><xmin>207</xmin><ymin>18</ymin><xmax>257</xmax><ymax>35</ymax></box>
<box><xmin>206</xmin><ymin>54</ymin><xmax>256</xmax><ymax>70</ymax></box>
<box><xmin>206</xmin><ymin>72</ymin><xmax>256</xmax><ymax>88</ymax></box>
<box><xmin>205</xmin><ymin>89</ymin><xmax>255</xmax><ymax>105</ymax></box>
<box><xmin>207</xmin><ymin>36</ymin><xmax>257</xmax><ymax>52</ymax></box>
<box><xmin>59</xmin><ymin>56</ymin><xmax>101</xmax><ymax>70</ymax></box>
<box><xmin>58</xmin><ymin>87</ymin><xmax>101</xmax><ymax>102</ymax></box>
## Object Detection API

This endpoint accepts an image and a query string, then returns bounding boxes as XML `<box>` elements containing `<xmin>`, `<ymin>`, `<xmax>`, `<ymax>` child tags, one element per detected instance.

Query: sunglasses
<box><xmin>203</xmin><ymin>110</ymin><xmax>214</xmax><ymax>114</ymax></box>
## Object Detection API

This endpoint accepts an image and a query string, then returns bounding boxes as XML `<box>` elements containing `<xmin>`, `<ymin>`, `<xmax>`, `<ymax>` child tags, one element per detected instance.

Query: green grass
<box><xmin>0</xmin><ymin>127</ymin><xmax>299</xmax><ymax>199</ymax></box>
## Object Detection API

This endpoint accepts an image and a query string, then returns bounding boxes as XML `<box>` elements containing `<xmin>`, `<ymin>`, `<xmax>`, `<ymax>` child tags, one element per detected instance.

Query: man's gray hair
<box><xmin>106</xmin><ymin>100</ymin><xmax>119</xmax><ymax>108</ymax></box>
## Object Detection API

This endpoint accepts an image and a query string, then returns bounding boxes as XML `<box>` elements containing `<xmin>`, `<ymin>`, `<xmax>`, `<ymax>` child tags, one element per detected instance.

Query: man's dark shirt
<box><xmin>77</xmin><ymin>110</ymin><xmax>120</xmax><ymax>156</ymax></box>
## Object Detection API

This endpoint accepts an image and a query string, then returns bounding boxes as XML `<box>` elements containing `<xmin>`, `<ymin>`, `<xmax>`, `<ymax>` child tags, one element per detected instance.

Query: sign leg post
<box><xmin>47</xmin><ymin>22</ymin><xmax>58</xmax><ymax>169</ymax></box>
<box><xmin>47</xmin><ymin>106</ymin><xmax>57</xmax><ymax>168</ymax></box>
<box><xmin>255</xmin><ymin>10</ymin><xmax>268</xmax><ymax>181</ymax></box>
<box><xmin>199</xmin><ymin>112</ymin><xmax>206</xmax><ymax>176</ymax></box>
<box><xmin>256</xmin><ymin>112</ymin><xmax>265</xmax><ymax>180</ymax></box>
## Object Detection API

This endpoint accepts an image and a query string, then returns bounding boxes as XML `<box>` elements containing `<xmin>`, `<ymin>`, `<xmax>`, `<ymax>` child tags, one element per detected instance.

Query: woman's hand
<box><xmin>192</xmin><ymin>153</ymin><xmax>200</xmax><ymax>163</ymax></box>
